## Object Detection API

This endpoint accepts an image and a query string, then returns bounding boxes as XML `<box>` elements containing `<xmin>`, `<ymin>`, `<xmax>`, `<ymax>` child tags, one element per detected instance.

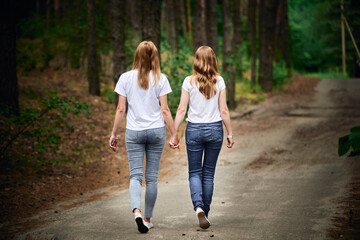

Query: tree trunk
<box><xmin>248</xmin><ymin>0</ymin><xmax>257</xmax><ymax>86</ymax></box>
<box><xmin>258</xmin><ymin>0</ymin><xmax>279</xmax><ymax>92</ymax></box>
<box><xmin>206</xmin><ymin>0</ymin><xmax>218</xmax><ymax>54</ymax></box>
<box><xmin>193</xmin><ymin>0</ymin><xmax>206</xmax><ymax>52</ymax></box>
<box><xmin>233</xmin><ymin>0</ymin><xmax>243</xmax><ymax>82</ymax></box>
<box><xmin>46</xmin><ymin>0</ymin><xmax>51</xmax><ymax>30</ymax></box>
<box><xmin>178</xmin><ymin>0</ymin><xmax>188</xmax><ymax>41</ymax></box>
<box><xmin>54</xmin><ymin>0</ymin><xmax>60</xmax><ymax>25</ymax></box>
<box><xmin>0</xmin><ymin>1</ymin><xmax>19</xmax><ymax>116</ymax></box>
<box><xmin>233</xmin><ymin>0</ymin><xmax>242</xmax><ymax>49</ymax></box>
<box><xmin>126</xmin><ymin>0</ymin><xmax>141</xmax><ymax>41</ymax></box>
<box><xmin>111</xmin><ymin>0</ymin><xmax>126</xmax><ymax>107</ymax></box>
<box><xmin>274</xmin><ymin>0</ymin><xmax>291</xmax><ymax>70</ymax></box>
<box><xmin>186</xmin><ymin>0</ymin><xmax>193</xmax><ymax>46</ymax></box>
<box><xmin>282</xmin><ymin>0</ymin><xmax>291</xmax><ymax>70</ymax></box>
<box><xmin>161</xmin><ymin>0</ymin><xmax>167</xmax><ymax>33</ymax></box>
<box><xmin>142</xmin><ymin>0</ymin><xmax>161</xmax><ymax>53</ymax></box>
<box><xmin>36</xmin><ymin>0</ymin><xmax>40</xmax><ymax>15</ymax></box>
<box><xmin>87</xmin><ymin>0</ymin><xmax>100</xmax><ymax>96</ymax></box>
<box><xmin>165</xmin><ymin>0</ymin><xmax>178</xmax><ymax>51</ymax></box>
<box><xmin>223</xmin><ymin>0</ymin><xmax>236</xmax><ymax>109</ymax></box>
<box><xmin>43</xmin><ymin>0</ymin><xmax>51</xmax><ymax>69</ymax></box>
<box><xmin>246</xmin><ymin>0</ymin><xmax>251</xmax><ymax>58</ymax></box>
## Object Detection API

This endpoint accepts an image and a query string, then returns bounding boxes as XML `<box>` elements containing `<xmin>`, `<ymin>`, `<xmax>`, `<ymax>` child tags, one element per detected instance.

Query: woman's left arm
<box><xmin>109</xmin><ymin>95</ymin><xmax>127</xmax><ymax>152</ymax></box>
<box><xmin>159</xmin><ymin>95</ymin><xmax>179</xmax><ymax>147</ymax></box>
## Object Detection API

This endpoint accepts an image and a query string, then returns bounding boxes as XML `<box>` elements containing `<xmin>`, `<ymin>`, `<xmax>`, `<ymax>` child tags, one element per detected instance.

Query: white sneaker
<box><xmin>134</xmin><ymin>212</ymin><xmax>148</xmax><ymax>233</ymax></box>
<box><xmin>143</xmin><ymin>221</ymin><xmax>154</xmax><ymax>229</ymax></box>
<box><xmin>196</xmin><ymin>208</ymin><xmax>210</xmax><ymax>229</ymax></box>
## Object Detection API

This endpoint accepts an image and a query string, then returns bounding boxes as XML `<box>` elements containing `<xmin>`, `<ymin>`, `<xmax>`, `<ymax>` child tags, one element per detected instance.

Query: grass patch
<box><xmin>235</xmin><ymin>79</ymin><xmax>266</xmax><ymax>105</ymax></box>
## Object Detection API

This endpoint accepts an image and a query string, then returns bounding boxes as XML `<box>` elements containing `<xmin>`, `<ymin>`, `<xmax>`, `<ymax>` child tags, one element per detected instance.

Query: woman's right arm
<box><xmin>174</xmin><ymin>89</ymin><xmax>190</xmax><ymax>131</ymax></box>
<box><xmin>219</xmin><ymin>89</ymin><xmax>234</xmax><ymax>148</ymax></box>
<box><xmin>109</xmin><ymin>95</ymin><xmax>127</xmax><ymax>152</ymax></box>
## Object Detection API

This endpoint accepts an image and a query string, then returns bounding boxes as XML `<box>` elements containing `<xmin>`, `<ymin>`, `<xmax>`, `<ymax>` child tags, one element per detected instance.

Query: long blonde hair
<box><xmin>132</xmin><ymin>41</ymin><xmax>161</xmax><ymax>89</ymax></box>
<box><xmin>191</xmin><ymin>46</ymin><xmax>219</xmax><ymax>99</ymax></box>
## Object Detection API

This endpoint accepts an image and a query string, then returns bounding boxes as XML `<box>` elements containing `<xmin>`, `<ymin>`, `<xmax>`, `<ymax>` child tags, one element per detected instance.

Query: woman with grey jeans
<box><xmin>109</xmin><ymin>41</ymin><xmax>179</xmax><ymax>234</ymax></box>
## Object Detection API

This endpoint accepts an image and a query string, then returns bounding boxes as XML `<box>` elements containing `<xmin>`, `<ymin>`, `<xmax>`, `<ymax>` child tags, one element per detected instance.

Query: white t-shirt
<box><xmin>114</xmin><ymin>70</ymin><xmax>172</xmax><ymax>130</ymax></box>
<box><xmin>182</xmin><ymin>75</ymin><xmax>226</xmax><ymax>123</ymax></box>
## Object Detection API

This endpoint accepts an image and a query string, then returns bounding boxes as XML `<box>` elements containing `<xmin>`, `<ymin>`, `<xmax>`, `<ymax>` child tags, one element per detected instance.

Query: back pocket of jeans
<box><xmin>186</xmin><ymin>129</ymin><xmax>200</xmax><ymax>144</ymax></box>
<box><xmin>126</xmin><ymin>130</ymin><xmax>138</xmax><ymax>141</ymax></box>
<box><xmin>153</xmin><ymin>127</ymin><xmax>165</xmax><ymax>140</ymax></box>
<box><xmin>211</xmin><ymin>129</ymin><xmax>223</xmax><ymax>142</ymax></box>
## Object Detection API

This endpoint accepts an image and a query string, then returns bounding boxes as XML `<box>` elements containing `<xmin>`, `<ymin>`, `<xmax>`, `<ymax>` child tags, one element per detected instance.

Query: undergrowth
<box><xmin>0</xmin><ymin>91</ymin><xmax>92</xmax><ymax>170</ymax></box>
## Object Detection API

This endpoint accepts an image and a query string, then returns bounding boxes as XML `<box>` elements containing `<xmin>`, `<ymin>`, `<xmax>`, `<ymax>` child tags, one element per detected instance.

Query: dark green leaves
<box><xmin>338</xmin><ymin>135</ymin><xmax>351</xmax><ymax>156</ymax></box>
<box><xmin>338</xmin><ymin>126</ymin><xmax>360</xmax><ymax>157</ymax></box>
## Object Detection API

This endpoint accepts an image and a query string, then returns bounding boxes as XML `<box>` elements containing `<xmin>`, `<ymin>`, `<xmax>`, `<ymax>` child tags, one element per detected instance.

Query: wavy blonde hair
<box><xmin>191</xmin><ymin>46</ymin><xmax>219</xmax><ymax>99</ymax></box>
<box><xmin>132</xmin><ymin>41</ymin><xmax>161</xmax><ymax>89</ymax></box>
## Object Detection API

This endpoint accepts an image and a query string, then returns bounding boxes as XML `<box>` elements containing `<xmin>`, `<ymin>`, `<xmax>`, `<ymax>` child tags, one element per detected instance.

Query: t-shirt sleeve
<box><xmin>159</xmin><ymin>74</ymin><xmax>172</xmax><ymax>96</ymax></box>
<box><xmin>218</xmin><ymin>76</ymin><xmax>226</xmax><ymax>91</ymax></box>
<box><xmin>114</xmin><ymin>74</ymin><xmax>127</xmax><ymax>96</ymax></box>
<box><xmin>182</xmin><ymin>77</ymin><xmax>191</xmax><ymax>92</ymax></box>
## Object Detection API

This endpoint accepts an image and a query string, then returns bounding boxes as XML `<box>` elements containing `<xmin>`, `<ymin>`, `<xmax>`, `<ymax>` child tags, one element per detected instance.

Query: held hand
<box><xmin>227</xmin><ymin>136</ymin><xmax>234</xmax><ymax>148</ymax></box>
<box><xmin>109</xmin><ymin>135</ymin><xmax>118</xmax><ymax>152</ymax></box>
<box><xmin>169</xmin><ymin>135</ymin><xmax>180</xmax><ymax>149</ymax></box>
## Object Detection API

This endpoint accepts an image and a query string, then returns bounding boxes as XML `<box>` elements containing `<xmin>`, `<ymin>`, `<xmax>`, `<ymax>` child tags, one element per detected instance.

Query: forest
<box><xmin>1</xmin><ymin>0</ymin><xmax>359</xmax><ymax>114</ymax></box>
<box><xmin>0</xmin><ymin>0</ymin><xmax>360</xmax><ymax>236</ymax></box>
<box><xmin>1</xmin><ymin>0</ymin><xmax>360</xmax><ymax>176</ymax></box>
<box><xmin>1</xmin><ymin>0</ymin><xmax>360</xmax><ymax>177</ymax></box>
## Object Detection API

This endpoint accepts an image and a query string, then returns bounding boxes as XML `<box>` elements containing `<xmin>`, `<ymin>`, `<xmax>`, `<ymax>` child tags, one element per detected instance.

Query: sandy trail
<box><xmin>18</xmin><ymin>78</ymin><xmax>360</xmax><ymax>239</ymax></box>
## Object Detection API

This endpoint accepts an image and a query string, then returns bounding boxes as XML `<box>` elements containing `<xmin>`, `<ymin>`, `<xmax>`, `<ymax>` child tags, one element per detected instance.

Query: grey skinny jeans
<box><xmin>125</xmin><ymin>127</ymin><xmax>166</xmax><ymax>218</ymax></box>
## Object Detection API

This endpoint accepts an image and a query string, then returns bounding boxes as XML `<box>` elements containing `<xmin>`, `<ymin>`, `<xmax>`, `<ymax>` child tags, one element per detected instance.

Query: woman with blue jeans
<box><xmin>172</xmin><ymin>46</ymin><xmax>234</xmax><ymax>229</ymax></box>
<box><xmin>109</xmin><ymin>41</ymin><xmax>179</xmax><ymax>233</ymax></box>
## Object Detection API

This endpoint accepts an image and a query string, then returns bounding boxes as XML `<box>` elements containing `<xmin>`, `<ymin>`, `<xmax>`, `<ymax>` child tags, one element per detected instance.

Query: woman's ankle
<box><xmin>133</xmin><ymin>208</ymin><xmax>141</xmax><ymax>215</ymax></box>
<box><xmin>144</xmin><ymin>217</ymin><xmax>151</xmax><ymax>223</ymax></box>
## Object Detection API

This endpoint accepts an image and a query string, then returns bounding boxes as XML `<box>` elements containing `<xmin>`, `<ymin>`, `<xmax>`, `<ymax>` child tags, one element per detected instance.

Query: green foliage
<box><xmin>235</xmin><ymin>78</ymin><xmax>265</xmax><ymax>104</ymax></box>
<box><xmin>53</xmin><ymin>22</ymin><xmax>88</xmax><ymax>69</ymax></box>
<box><xmin>273</xmin><ymin>61</ymin><xmax>290</xmax><ymax>88</ymax></box>
<box><xmin>338</xmin><ymin>126</ymin><xmax>360</xmax><ymax>157</ymax></box>
<box><xmin>0</xmin><ymin>93</ymin><xmax>92</xmax><ymax>163</ymax></box>
<box><xmin>289</xmin><ymin>0</ymin><xmax>324</xmax><ymax>72</ymax></box>
<box><xmin>16</xmin><ymin>0</ymin><xmax>114</xmax><ymax>72</ymax></box>
<box><xmin>102</xmin><ymin>84</ymin><xmax>116</xmax><ymax>104</ymax></box>
<box><xmin>160</xmin><ymin>43</ymin><xmax>193</xmax><ymax>115</ymax></box>
<box><xmin>16</xmin><ymin>39</ymin><xmax>44</xmax><ymax>74</ymax></box>
<box><xmin>288</xmin><ymin>0</ymin><xmax>360</xmax><ymax>74</ymax></box>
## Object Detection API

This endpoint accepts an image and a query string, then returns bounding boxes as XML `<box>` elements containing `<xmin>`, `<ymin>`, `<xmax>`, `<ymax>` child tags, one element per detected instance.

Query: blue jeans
<box><xmin>185</xmin><ymin>121</ymin><xmax>223</xmax><ymax>217</ymax></box>
<box><xmin>125</xmin><ymin>127</ymin><xmax>166</xmax><ymax>218</ymax></box>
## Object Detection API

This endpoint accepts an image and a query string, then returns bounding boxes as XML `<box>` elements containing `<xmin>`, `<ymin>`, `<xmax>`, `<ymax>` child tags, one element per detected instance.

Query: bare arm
<box><xmin>109</xmin><ymin>95</ymin><xmax>126</xmax><ymax>152</ymax></box>
<box><xmin>219</xmin><ymin>89</ymin><xmax>234</xmax><ymax>148</ymax></box>
<box><xmin>174</xmin><ymin>89</ymin><xmax>190</xmax><ymax>131</ymax></box>
<box><xmin>159</xmin><ymin>95</ymin><xmax>179</xmax><ymax>146</ymax></box>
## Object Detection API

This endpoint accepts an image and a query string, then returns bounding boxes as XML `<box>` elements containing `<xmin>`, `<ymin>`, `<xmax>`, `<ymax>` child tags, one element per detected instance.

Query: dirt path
<box><xmin>17</xmin><ymin>78</ymin><xmax>360</xmax><ymax>239</ymax></box>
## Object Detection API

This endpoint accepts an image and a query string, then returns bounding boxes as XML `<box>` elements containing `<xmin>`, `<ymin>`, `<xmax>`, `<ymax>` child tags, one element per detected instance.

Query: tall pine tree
<box><xmin>142</xmin><ymin>0</ymin><xmax>161</xmax><ymax>52</ymax></box>
<box><xmin>87</xmin><ymin>0</ymin><xmax>100</xmax><ymax>96</ymax></box>
<box><xmin>111</xmin><ymin>0</ymin><xmax>126</xmax><ymax>106</ymax></box>
<box><xmin>258</xmin><ymin>0</ymin><xmax>279</xmax><ymax>92</ymax></box>
<box><xmin>0</xmin><ymin>1</ymin><xmax>19</xmax><ymax>115</ymax></box>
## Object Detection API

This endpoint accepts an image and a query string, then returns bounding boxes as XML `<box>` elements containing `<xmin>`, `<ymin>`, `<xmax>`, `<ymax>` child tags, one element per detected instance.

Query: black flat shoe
<box><xmin>135</xmin><ymin>216</ymin><xmax>149</xmax><ymax>233</ymax></box>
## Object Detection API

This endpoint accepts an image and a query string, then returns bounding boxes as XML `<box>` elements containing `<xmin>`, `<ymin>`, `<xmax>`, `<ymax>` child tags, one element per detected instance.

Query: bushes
<box><xmin>273</xmin><ymin>61</ymin><xmax>290</xmax><ymax>88</ymax></box>
<box><xmin>16</xmin><ymin>39</ymin><xmax>45</xmax><ymax>74</ymax></box>
<box><xmin>0</xmin><ymin>93</ymin><xmax>92</xmax><ymax>166</ymax></box>
<box><xmin>160</xmin><ymin>44</ymin><xmax>193</xmax><ymax>114</ymax></box>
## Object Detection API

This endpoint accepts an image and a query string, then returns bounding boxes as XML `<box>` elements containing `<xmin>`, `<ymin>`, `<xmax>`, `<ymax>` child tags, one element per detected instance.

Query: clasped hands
<box><xmin>169</xmin><ymin>135</ymin><xmax>180</xmax><ymax>149</ymax></box>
